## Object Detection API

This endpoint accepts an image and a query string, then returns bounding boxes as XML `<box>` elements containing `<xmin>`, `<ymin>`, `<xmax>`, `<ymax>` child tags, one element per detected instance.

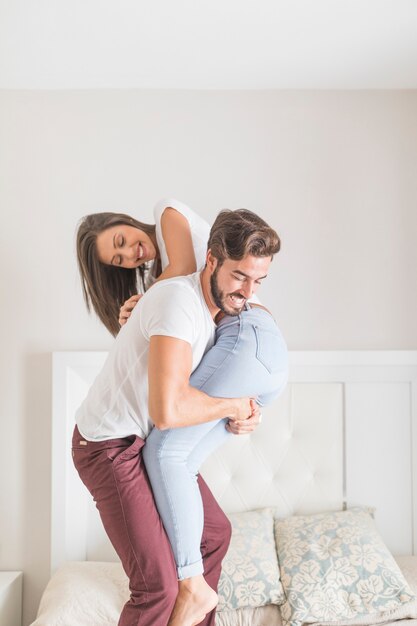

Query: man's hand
<box><xmin>226</xmin><ymin>399</ymin><xmax>261</xmax><ymax>435</ymax></box>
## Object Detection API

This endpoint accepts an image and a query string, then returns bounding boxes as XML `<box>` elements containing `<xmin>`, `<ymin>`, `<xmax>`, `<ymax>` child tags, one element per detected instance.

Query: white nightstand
<box><xmin>0</xmin><ymin>572</ymin><xmax>22</xmax><ymax>626</ymax></box>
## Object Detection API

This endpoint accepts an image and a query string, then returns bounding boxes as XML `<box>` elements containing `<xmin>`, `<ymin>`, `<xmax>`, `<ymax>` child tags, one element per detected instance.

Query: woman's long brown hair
<box><xmin>76</xmin><ymin>212</ymin><xmax>161</xmax><ymax>336</ymax></box>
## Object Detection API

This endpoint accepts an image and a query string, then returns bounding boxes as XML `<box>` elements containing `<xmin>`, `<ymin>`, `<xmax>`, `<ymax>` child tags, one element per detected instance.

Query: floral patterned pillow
<box><xmin>217</xmin><ymin>508</ymin><xmax>285</xmax><ymax>611</ymax></box>
<box><xmin>274</xmin><ymin>507</ymin><xmax>417</xmax><ymax>626</ymax></box>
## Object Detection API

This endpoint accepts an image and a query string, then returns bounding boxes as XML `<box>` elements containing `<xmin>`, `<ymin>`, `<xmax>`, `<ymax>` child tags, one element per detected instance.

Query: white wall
<box><xmin>0</xmin><ymin>90</ymin><xmax>416</xmax><ymax>625</ymax></box>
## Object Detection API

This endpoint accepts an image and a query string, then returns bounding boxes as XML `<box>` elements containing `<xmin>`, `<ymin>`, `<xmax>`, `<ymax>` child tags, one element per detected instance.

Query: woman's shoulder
<box><xmin>153</xmin><ymin>197</ymin><xmax>192</xmax><ymax>221</ymax></box>
<box><xmin>153</xmin><ymin>198</ymin><xmax>209</xmax><ymax>230</ymax></box>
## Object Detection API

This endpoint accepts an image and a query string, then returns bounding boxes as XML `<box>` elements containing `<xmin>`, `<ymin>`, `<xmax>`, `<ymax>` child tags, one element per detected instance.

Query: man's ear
<box><xmin>206</xmin><ymin>249</ymin><xmax>218</xmax><ymax>273</ymax></box>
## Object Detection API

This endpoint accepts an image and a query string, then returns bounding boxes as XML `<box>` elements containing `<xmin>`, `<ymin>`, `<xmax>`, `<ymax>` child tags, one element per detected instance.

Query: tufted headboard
<box><xmin>52</xmin><ymin>351</ymin><xmax>417</xmax><ymax>573</ymax></box>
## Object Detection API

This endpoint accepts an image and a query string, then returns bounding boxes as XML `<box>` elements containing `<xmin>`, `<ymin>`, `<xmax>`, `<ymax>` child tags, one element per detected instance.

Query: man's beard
<box><xmin>210</xmin><ymin>267</ymin><xmax>246</xmax><ymax>316</ymax></box>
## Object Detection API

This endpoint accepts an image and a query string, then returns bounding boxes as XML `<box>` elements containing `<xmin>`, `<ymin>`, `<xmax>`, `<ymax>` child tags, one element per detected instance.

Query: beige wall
<box><xmin>0</xmin><ymin>90</ymin><xmax>416</xmax><ymax>624</ymax></box>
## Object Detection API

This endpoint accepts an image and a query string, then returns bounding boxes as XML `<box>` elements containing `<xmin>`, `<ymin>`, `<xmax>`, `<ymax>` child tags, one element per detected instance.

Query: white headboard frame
<box><xmin>52</xmin><ymin>351</ymin><xmax>417</xmax><ymax>574</ymax></box>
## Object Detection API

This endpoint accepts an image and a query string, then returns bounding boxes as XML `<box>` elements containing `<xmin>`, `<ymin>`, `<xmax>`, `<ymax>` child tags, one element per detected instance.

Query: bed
<box><xmin>31</xmin><ymin>350</ymin><xmax>417</xmax><ymax>626</ymax></box>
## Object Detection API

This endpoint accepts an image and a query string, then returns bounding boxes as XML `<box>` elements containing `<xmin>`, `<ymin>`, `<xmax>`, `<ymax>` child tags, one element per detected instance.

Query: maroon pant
<box><xmin>72</xmin><ymin>426</ymin><xmax>231</xmax><ymax>626</ymax></box>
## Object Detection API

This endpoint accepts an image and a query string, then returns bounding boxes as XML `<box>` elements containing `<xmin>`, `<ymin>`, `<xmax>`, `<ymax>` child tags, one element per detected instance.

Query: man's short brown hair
<box><xmin>208</xmin><ymin>209</ymin><xmax>280</xmax><ymax>264</ymax></box>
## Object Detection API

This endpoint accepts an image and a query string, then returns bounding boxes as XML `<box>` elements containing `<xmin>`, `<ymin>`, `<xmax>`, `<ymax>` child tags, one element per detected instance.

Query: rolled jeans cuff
<box><xmin>177</xmin><ymin>558</ymin><xmax>204</xmax><ymax>581</ymax></box>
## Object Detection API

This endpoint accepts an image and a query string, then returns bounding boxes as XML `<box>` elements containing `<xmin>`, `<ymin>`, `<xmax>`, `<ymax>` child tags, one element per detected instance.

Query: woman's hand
<box><xmin>119</xmin><ymin>294</ymin><xmax>142</xmax><ymax>326</ymax></box>
<box><xmin>226</xmin><ymin>399</ymin><xmax>261</xmax><ymax>435</ymax></box>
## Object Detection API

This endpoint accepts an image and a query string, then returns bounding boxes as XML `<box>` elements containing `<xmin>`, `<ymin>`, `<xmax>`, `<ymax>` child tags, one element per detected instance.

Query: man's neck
<box><xmin>214</xmin><ymin>310</ymin><xmax>226</xmax><ymax>324</ymax></box>
<box><xmin>199</xmin><ymin>268</ymin><xmax>220</xmax><ymax>321</ymax></box>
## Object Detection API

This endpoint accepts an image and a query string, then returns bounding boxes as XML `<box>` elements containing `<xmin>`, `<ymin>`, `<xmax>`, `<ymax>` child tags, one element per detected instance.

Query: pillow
<box><xmin>31</xmin><ymin>561</ymin><xmax>128</xmax><ymax>626</ymax></box>
<box><xmin>274</xmin><ymin>507</ymin><xmax>417</xmax><ymax>626</ymax></box>
<box><xmin>218</xmin><ymin>507</ymin><xmax>285</xmax><ymax>611</ymax></box>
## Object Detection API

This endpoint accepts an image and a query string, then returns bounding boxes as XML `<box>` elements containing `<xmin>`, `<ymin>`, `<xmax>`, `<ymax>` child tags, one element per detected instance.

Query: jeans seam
<box><xmin>158</xmin><ymin>431</ymin><xmax>185</xmax><ymax>574</ymax></box>
<box><xmin>252</xmin><ymin>324</ymin><xmax>278</xmax><ymax>374</ymax></box>
<box><xmin>111</xmin><ymin>458</ymin><xmax>150</xmax><ymax>609</ymax></box>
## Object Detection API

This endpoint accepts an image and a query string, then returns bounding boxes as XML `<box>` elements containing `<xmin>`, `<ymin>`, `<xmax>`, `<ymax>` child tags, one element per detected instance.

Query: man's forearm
<box><xmin>148</xmin><ymin>335</ymin><xmax>252</xmax><ymax>430</ymax></box>
<box><xmin>150</xmin><ymin>384</ymin><xmax>248</xmax><ymax>430</ymax></box>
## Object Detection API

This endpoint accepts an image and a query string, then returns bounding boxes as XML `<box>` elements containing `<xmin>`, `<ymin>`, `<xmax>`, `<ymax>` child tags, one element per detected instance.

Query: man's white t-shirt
<box><xmin>76</xmin><ymin>272</ymin><xmax>215</xmax><ymax>441</ymax></box>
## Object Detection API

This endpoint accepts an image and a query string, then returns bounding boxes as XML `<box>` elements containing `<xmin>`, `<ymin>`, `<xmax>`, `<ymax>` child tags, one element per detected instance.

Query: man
<box><xmin>73</xmin><ymin>208</ymin><xmax>282</xmax><ymax>626</ymax></box>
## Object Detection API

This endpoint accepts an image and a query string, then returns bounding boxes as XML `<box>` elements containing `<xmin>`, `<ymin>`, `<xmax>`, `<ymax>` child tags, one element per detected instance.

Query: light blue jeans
<box><xmin>142</xmin><ymin>307</ymin><xmax>288</xmax><ymax>580</ymax></box>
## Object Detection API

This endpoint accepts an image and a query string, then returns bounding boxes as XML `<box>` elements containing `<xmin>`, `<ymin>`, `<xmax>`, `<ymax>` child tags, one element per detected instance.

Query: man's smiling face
<box><xmin>209</xmin><ymin>253</ymin><xmax>271</xmax><ymax>316</ymax></box>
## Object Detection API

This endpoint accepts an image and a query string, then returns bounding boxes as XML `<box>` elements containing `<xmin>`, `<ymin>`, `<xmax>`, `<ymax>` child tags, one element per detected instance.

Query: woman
<box><xmin>77</xmin><ymin>198</ymin><xmax>210</xmax><ymax>336</ymax></box>
<box><xmin>76</xmin><ymin>200</ymin><xmax>288</xmax><ymax>626</ymax></box>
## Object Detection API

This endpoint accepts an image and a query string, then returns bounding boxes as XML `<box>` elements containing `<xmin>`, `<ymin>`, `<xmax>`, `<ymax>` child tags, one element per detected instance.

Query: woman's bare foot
<box><xmin>168</xmin><ymin>575</ymin><xmax>218</xmax><ymax>626</ymax></box>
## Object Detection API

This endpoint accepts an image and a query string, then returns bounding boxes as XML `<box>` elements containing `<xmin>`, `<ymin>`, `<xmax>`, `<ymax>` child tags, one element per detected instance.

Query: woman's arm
<box><xmin>155</xmin><ymin>207</ymin><xmax>197</xmax><ymax>282</ymax></box>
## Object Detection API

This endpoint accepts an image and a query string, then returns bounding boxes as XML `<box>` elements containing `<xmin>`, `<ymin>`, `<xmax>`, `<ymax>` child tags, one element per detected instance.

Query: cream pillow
<box><xmin>31</xmin><ymin>561</ymin><xmax>127</xmax><ymax>626</ymax></box>
<box><xmin>274</xmin><ymin>507</ymin><xmax>417</xmax><ymax>626</ymax></box>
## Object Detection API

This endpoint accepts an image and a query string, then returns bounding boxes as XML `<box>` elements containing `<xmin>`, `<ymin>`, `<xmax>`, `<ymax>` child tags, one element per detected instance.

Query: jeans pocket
<box><xmin>252</xmin><ymin>324</ymin><xmax>282</xmax><ymax>374</ymax></box>
<box><xmin>110</xmin><ymin>437</ymin><xmax>145</xmax><ymax>486</ymax></box>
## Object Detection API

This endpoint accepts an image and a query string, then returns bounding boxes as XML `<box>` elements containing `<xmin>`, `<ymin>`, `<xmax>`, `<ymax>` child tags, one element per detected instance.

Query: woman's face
<box><xmin>96</xmin><ymin>224</ymin><xmax>157</xmax><ymax>269</ymax></box>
